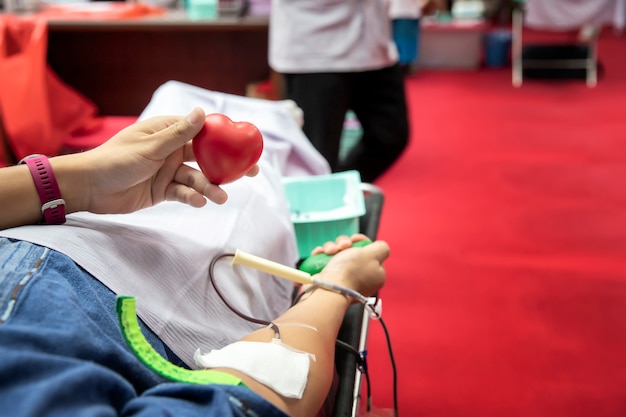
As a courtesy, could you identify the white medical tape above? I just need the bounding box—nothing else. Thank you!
[194,340,312,399]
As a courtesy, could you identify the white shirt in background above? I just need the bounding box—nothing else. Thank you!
[389,0,424,19]
[269,0,399,73]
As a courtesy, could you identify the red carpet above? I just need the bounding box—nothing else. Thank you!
[365,31,626,416]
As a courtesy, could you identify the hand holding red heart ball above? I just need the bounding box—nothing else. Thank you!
[192,113,264,185]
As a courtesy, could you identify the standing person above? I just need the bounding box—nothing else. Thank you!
[269,0,410,183]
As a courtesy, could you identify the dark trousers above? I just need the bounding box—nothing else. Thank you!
[283,64,410,183]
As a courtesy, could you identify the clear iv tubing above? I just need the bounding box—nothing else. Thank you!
[306,278,369,305]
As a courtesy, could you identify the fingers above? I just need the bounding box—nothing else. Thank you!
[245,164,260,178]
[350,233,370,243]
[164,182,228,206]
[311,233,390,265]
[165,183,208,207]
[321,235,353,254]
[168,163,228,206]
[315,236,389,298]
[153,107,206,158]
[363,240,390,264]
[182,142,196,162]
[311,233,371,255]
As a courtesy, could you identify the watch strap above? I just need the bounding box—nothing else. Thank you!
[21,155,66,224]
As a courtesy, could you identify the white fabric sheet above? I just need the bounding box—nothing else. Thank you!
[139,81,330,178]
[1,81,331,367]
[525,0,625,30]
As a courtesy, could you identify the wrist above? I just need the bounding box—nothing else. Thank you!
[304,286,353,308]
[49,154,92,216]
[0,154,89,230]
[19,155,68,224]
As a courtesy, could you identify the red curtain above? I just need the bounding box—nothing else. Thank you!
[0,15,101,166]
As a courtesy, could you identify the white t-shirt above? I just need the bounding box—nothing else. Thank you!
[269,0,399,73]
[389,0,424,19]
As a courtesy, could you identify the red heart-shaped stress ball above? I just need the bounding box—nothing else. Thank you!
[192,113,264,185]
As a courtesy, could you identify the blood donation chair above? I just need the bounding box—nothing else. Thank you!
[332,182,385,417]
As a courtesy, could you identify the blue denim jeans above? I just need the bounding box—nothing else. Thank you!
[0,238,288,417]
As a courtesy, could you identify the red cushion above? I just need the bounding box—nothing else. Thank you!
[62,116,137,153]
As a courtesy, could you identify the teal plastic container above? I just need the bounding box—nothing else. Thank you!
[187,0,219,20]
[282,170,366,259]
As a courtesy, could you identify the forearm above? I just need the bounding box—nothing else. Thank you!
[0,154,89,230]
[226,289,352,417]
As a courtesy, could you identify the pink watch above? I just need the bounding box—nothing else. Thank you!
[19,154,66,225]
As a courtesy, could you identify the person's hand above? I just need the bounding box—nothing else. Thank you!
[314,234,389,298]
[60,107,259,216]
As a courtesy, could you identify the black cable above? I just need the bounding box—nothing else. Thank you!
[358,348,372,412]
[208,252,271,327]
[362,352,373,412]
[335,339,373,412]
[362,300,399,417]
[377,315,399,417]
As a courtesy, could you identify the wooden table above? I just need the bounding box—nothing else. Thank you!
[46,12,271,115]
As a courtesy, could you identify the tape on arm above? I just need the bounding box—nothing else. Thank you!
[194,340,312,399]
